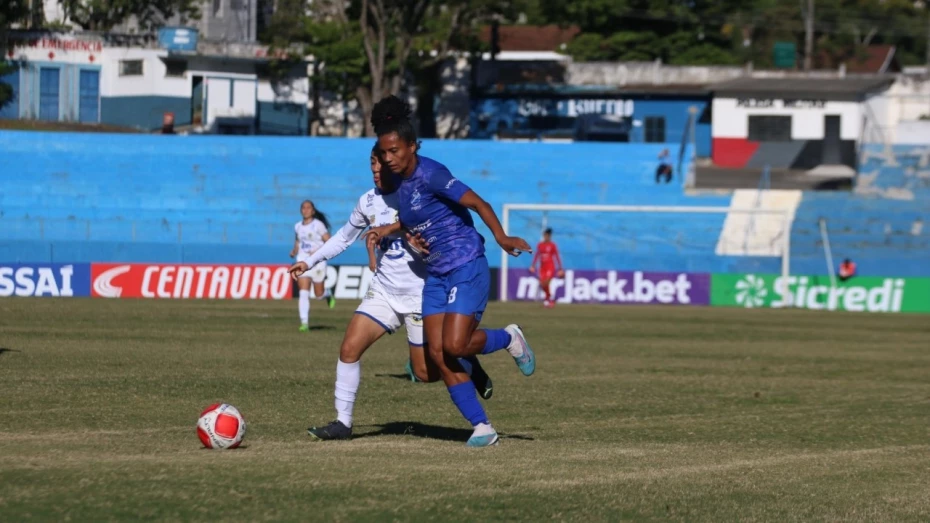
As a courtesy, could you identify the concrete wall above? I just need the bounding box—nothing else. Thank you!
[2,132,928,278]
[568,61,746,86]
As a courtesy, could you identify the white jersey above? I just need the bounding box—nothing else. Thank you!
[294,218,328,255]
[302,188,426,296]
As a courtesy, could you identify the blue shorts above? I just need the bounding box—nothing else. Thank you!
[422,256,489,321]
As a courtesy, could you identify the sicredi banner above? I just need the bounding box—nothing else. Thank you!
[711,273,930,313]
[0,263,91,297]
[507,269,711,305]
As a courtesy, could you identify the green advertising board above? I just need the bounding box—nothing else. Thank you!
[773,41,796,69]
[711,274,930,313]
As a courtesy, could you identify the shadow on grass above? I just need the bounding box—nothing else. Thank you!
[374,373,414,381]
[0,348,22,357]
[355,421,534,443]
[305,326,336,331]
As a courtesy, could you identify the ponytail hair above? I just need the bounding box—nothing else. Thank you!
[301,199,331,231]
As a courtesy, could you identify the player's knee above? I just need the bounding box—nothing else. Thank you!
[442,334,470,358]
[425,343,445,364]
[339,340,364,363]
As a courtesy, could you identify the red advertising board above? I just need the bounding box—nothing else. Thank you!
[91,263,292,299]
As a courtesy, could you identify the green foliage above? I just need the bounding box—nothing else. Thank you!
[530,0,929,67]
[1,0,30,110]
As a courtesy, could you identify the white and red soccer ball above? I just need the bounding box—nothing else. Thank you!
[197,403,246,449]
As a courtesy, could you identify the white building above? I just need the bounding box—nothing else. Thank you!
[708,76,896,172]
[1,31,308,134]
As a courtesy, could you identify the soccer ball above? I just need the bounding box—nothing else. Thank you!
[197,403,247,449]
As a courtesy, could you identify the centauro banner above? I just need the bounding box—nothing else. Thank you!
[711,273,930,313]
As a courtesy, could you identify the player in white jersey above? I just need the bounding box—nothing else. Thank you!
[290,200,337,331]
[288,147,493,441]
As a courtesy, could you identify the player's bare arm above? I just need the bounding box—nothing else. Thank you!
[364,222,402,250]
[289,236,299,258]
[457,190,531,257]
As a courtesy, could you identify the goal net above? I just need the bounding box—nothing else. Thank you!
[499,204,792,303]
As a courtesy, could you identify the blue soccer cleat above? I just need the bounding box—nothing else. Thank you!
[505,324,536,376]
[466,425,500,447]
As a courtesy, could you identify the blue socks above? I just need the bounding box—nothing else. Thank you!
[481,328,512,355]
[448,382,488,426]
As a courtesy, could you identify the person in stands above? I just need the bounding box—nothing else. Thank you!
[838,258,857,282]
[655,148,673,184]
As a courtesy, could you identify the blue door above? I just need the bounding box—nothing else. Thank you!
[0,66,19,119]
[39,68,60,121]
[78,70,100,123]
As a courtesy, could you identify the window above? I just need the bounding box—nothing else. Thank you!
[748,115,792,141]
[119,59,143,76]
[165,60,186,77]
[644,116,666,143]
[78,70,100,123]
[39,68,60,121]
[213,0,223,17]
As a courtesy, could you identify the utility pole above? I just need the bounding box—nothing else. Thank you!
[803,0,814,71]
[925,11,929,79]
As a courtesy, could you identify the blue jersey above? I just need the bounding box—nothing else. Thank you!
[397,155,485,276]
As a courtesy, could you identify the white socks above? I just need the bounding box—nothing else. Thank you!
[318,289,332,300]
[298,290,311,324]
[335,360,361,428]
[472,422,496,436]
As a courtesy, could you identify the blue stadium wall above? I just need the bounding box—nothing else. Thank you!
[1,132,928,278]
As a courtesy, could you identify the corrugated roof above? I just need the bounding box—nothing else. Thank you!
[476,83,709,97]
[711,76,894,100]
[478,25,580,52]
[816,45,899,74]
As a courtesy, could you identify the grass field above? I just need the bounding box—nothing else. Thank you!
[1,298,929,521]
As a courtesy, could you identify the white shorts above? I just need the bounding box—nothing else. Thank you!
[296,253,326,283]
[356,280,423,346]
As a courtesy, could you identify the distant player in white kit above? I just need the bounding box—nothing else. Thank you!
[289,147,493,440]
[290,200,336,331]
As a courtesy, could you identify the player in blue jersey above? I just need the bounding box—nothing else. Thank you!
[366,96,537,447]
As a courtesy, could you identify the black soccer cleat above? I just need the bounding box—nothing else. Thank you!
[470,359,494,400]
[308,420,352,441]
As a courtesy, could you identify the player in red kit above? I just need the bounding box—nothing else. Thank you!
[529,228,564,308]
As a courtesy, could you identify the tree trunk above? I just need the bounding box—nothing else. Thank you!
[415,62,441,139]
[803,0,814,71]
[357,86,374,137]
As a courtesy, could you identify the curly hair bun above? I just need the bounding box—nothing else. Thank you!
[371,95,412,134]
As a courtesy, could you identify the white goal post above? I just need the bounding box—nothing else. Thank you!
[499,204,794,302]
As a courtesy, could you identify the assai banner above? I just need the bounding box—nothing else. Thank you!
[0,263,91,297]
[711,273,930,313]
[507,269,710,306]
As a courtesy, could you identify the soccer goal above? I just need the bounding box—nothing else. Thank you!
[499,203,794,303]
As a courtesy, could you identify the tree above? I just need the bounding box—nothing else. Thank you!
[1,0,30,110]
[536,0,758,64]
[270,0,513,136]
[58,0,200,32]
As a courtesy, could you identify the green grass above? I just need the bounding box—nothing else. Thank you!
[1,299,929,521]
